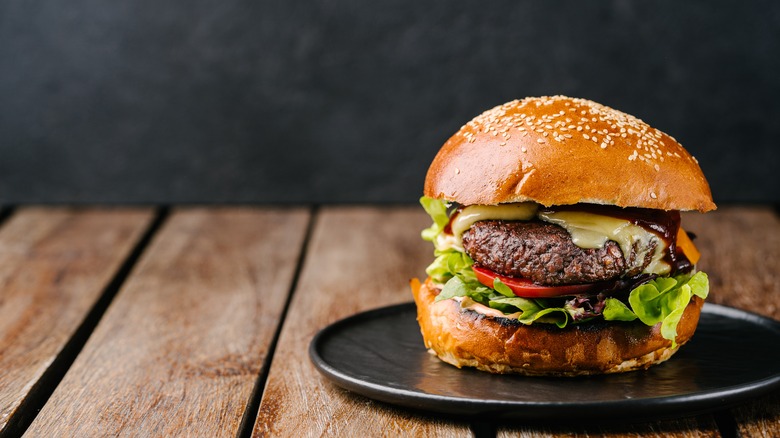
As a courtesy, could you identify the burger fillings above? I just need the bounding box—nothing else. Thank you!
[421,198,708,343]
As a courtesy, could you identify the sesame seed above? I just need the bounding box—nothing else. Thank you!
[456,96,687,171]
[521,147,527,152]
[654,164,660,171]
[650,191,657,199]
[455,168,460,174]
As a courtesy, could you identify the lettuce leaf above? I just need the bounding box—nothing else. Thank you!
[436,275,492,304]
[426,249,475,283]
[603,298,637,321]
[604,271,709,346]
[492,278,516,298]
[420,197,449,242]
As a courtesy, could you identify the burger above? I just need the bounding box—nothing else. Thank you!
[411,96,716,376]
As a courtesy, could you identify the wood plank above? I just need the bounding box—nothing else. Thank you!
[732,392,780,437]
[253,207,471,436]
[0,207,154,435]
[24,208,309,437]
[496,417,720,438]
[684,206,780,437]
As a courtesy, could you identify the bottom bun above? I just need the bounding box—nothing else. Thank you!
[411,277,703,376]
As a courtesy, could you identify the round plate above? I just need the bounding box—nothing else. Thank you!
[310,302,780,421]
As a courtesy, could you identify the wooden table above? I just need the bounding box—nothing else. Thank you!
[0,205,777,437]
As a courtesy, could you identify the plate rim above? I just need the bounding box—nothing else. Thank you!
[309,302,780,420]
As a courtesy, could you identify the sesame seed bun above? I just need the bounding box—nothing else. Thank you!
[424,96,716,212]
[411,278,704,376]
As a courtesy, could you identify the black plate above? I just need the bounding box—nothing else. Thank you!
[310,302,780,421]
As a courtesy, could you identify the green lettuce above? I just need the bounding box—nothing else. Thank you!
[420,196,449,242]
[419,196,709,343]
[604,271,709,347]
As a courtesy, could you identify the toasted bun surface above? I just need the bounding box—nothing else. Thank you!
[411,278,703,376]
[424,96,715,212]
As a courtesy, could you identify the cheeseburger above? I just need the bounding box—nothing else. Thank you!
[411,96,715,376]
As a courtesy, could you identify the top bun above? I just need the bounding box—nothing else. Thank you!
[424,96,716,212]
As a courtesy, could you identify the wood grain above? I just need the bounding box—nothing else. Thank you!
[0,207,154,434]
[253,207,471,436]
[24,208,309,437]
[496,417,720,438]
[732,392,780,437]
[684,206,780,437]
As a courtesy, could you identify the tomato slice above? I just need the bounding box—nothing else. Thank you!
[472,266,598,298]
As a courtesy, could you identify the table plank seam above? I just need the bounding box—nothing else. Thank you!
[470,421,497,437]
[3,207,169,438]
[236,205,319,438]
[713,408,739,438]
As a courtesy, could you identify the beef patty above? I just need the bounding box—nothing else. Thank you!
[461,220,656,286]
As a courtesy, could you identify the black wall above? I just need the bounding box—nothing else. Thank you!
[1,1,778,204]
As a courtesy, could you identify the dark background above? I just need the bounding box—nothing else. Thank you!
[1,1,778,204]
